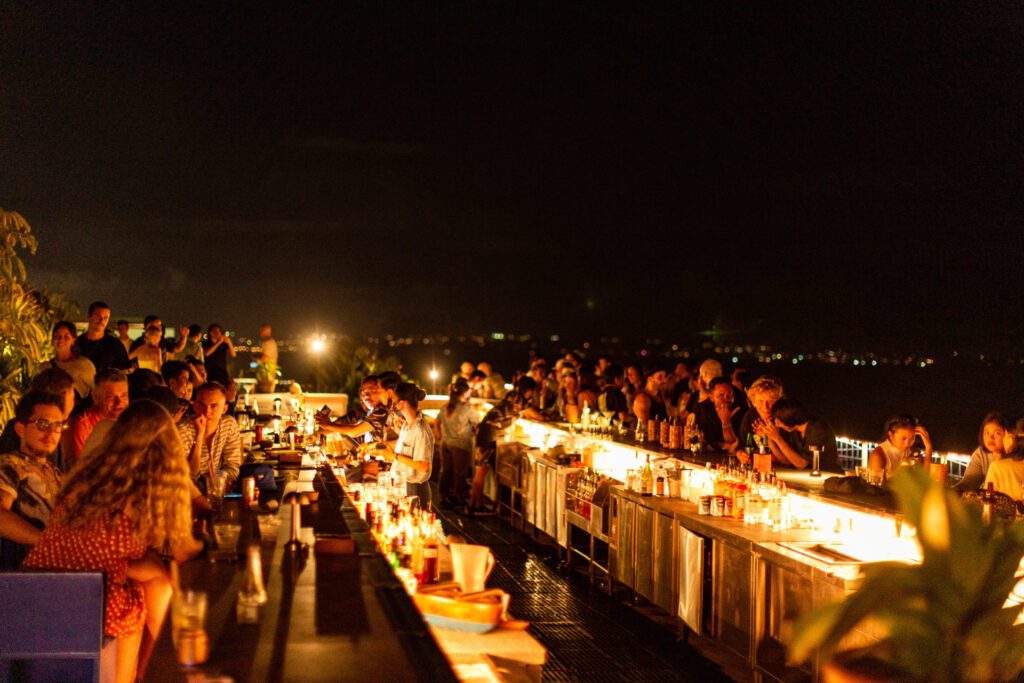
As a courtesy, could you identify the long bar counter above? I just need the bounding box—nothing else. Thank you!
[150,467,457,682]
[497,418,919,681]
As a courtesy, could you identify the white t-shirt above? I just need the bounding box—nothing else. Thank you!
[395,416,434,485]
[984,458,1024,501]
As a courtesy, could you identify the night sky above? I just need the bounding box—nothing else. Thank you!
[2,2,1023,353]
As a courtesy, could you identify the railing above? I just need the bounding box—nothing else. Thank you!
[836,436,971,482]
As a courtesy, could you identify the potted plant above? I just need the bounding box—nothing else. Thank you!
[789,468,1024,682]
[255,360,279,393]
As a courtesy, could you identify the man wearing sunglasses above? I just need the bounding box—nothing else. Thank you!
[0,392,67,569]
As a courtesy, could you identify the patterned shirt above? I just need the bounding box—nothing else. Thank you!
[0,451,62,529]
[178,416,242,481]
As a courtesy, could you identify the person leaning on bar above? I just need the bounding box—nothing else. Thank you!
[761,398,839,471]
[469,376,544,512]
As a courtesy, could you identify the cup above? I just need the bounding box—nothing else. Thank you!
[450,543,495,593]
[173,589,208,664]
[213,522,242,555]
[242,477,257,506]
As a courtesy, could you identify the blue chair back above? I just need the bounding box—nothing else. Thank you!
[0,572,105,683]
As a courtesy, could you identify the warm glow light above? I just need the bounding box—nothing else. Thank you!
[429,368,439,380]
[311,338,325,353]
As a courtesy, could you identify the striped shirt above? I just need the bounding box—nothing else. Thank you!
[178,416,242,481]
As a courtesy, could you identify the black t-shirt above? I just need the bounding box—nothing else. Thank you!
[203,340,231,373]
[476,392,526,448]
[696,399,743,449]
[598,386,629,416]
[796,418,840,473]
[74,333,131,371]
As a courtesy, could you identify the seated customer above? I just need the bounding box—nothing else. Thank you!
[178,381,242,487]
[63,368,130,467]
[695,377,742,452]
[598,364,631,424]
[735,375,788,465]
[867,414,933,475]
[0,392,67,569]
[23,400,202,683]
[956,412,1014,493]
[0,367,75,462]
[766,398,839,471]
[983,441,1024,501]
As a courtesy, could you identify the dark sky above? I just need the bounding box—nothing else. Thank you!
[2,2,1023,352]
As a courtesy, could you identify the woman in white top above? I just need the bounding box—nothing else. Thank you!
[956,412,1014,493]
[437,378,476,508]
[40,320,96,403]
[868,414,933,475]
[389,382,435,508]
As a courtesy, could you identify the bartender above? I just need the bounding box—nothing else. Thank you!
[316,375,390,480]
[384,382,434,506]
[468,376,545,512]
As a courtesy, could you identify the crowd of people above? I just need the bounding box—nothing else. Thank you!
[0,301,279,681]
[2,305,1023,680]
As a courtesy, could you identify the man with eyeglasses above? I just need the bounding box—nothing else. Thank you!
[0,392,67,569]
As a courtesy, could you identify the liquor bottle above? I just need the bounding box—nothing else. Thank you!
[733,476,747,520]
[648,417,660,443]
[756,438,771,474]
[640,455,653,496]
[581,401,591,431]
[421,537,440,585]
[669,417,682,450]
[655,471,666,497]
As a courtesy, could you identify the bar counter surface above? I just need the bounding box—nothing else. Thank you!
[150,470,457,683]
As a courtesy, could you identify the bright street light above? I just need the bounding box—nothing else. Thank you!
[311,338,325,353]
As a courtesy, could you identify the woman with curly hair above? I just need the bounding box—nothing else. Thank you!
[23,400,202,683]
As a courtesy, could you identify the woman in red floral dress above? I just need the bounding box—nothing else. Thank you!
[24,400,202,683]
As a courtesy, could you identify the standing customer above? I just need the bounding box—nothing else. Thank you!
[202,323,236,374]
[23,401,202,683]
[73,301,131,372]
[437,378,477,508]
[389,382,435,508]
[40,320,96,403]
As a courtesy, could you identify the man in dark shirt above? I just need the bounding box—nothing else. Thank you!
[598,364,630,424]
[696,377,743,452]
[470,377,545,511]
[203,323,236,373]
[768,398,839,472]
[73,301,131,372]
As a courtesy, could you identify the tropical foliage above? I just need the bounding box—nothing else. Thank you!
[0,209,78,422]
[318,339,402,398]
[789,468,1024,682]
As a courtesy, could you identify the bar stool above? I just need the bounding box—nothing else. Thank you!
[0,572,110,682]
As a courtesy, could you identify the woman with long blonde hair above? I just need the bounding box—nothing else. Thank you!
[23,400,202,683]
